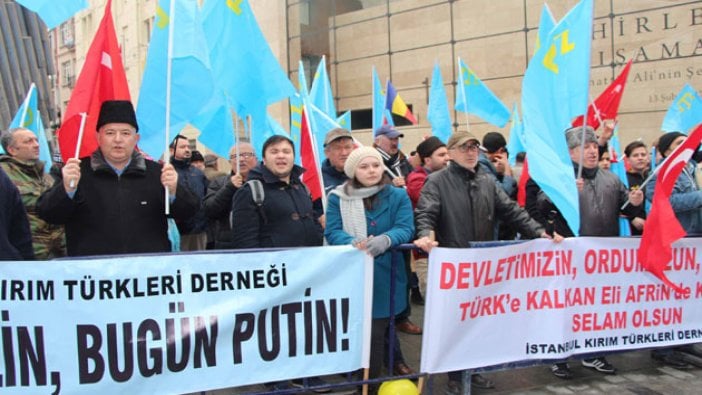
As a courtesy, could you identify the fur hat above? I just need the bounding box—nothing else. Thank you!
[657,131,686,157]
[344,146,383,179]
[564,126,597,150]
[416,136,446,160]
[96,100,138,132]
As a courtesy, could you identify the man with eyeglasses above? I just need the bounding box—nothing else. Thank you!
[414,131,555,393]
[203,142,258,249]
[37,100,198,256]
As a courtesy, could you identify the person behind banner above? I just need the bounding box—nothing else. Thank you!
[170,135,209,251]
[312,128,355,226]
[37,100,198,257]
[414,131,558,393]
[0,165,34,260]
[525,125,644,378]
[325,146,415,387]
[1,127,65,258]
[203,142,257,249]
[624,140,649,236]
[645,131,702,369]
[479,131,519,240]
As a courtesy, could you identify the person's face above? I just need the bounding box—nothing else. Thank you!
[355,156,383,187]
[664,136,686,157]
[375,135,400,155]
[172,138,191,161]
[424,146,450,172]
[449,140,480,171]
[97,123,139,168]
[229,143,257,177]
[325,137,354,171]
[486,147,507,163]
[598,152,611,170]
[192,161,205,171]
[7,129,39,162]
[263,141,294,179]
[628,146,649,172]
[569,142,599,169]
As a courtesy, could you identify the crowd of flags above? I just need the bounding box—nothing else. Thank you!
[8,0,702,292]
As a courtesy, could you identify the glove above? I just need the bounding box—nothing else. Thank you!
[366,235,392,257]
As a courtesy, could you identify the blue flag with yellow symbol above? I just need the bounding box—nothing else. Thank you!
[505,103,525,166]
[191,92,234,159]
[427,62,452,143]
[202,0,295,148]
[137,0,214,159]
[8,84,52,172]
[15,0,87,29]
[521,0,594,236]
[289,60,310,165]
[310,56,337,119]
[534,3,556,54]
[661,84,702,133]
[337,111,351,131]
[372,67,386,133]
[455,58,510,128]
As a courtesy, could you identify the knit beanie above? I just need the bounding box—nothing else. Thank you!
[657,131,686,157]
[344,146,383,179]
[416,136,446,160]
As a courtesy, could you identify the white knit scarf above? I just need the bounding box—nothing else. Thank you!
[330,183,384,239]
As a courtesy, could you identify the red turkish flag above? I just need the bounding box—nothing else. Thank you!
[299,109,323,201]
[572,59,632,130]
[638,124,702,293]
[57,0,130,162]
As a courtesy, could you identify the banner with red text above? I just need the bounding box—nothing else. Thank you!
[420,237,702,373]
[0,246,372,394]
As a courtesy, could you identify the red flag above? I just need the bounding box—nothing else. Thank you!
[57,0,130,162]
[517,157,529,207]
[572,59,632,130]
[638,124,702,294]
[299,109,323,201]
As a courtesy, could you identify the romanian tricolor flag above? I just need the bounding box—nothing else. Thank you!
[385,80,417,124]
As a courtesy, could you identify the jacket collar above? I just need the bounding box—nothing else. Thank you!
[0,155,45,175]
[249,162,306,185]
[90,149,146,176]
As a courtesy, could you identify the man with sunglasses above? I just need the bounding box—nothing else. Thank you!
[414,131,554,393]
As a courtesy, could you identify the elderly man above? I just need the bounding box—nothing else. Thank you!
[1,127,65,258]
[37,100,198,256]
[526,126,644,378]
[0,166,33,260]
[170,135,209,251]
[203,142,258,249]
[415,131,555,393]
[374,124,413,186]
[322,128,354,194]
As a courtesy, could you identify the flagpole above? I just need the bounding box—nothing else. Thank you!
[19,84,35,126]
[457,58,471,134]
[69,112,88,189]
[163,0,176,215]
[234,113,241,175]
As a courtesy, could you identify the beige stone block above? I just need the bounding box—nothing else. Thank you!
[453,0,524,40]
[389,3,451,52]
[336,55,389,98]
[390,44,453,87]
[455,32,527,78]
[335,18,389,61]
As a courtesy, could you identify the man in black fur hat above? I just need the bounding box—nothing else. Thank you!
[38,100,198,256]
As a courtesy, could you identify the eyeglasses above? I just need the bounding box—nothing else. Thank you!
[230,152,255,160]
[455,143,480,153]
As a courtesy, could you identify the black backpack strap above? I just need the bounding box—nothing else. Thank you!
[246,179,267,225]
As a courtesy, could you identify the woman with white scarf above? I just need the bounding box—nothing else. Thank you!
[325,146,415,382]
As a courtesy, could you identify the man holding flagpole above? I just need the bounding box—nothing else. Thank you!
[37,100,198,257]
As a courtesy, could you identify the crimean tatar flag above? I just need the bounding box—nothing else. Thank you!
[372,67,386,132]
[661,84,702,134]
[8,84,52,171]
[455,58,510,128]
[56,0,130,162]
[15,0,87,29]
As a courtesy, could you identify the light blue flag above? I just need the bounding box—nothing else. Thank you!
[427,62,452,143]
[534,3,556,54]
[191,93,234,159]
[607,126,631,236]
[661,84,702,133]
[384,109,395,127]
[505,103,525,166]
[202,0,296,146]
[337,111,352,130]
[8,84,52,172]
[310,56,337,119]
[521,0,594,236]
[137,0,215,159]
[306,101,342,153]
[290,61,309,165]
[15,0,87,29]
[372,67,386,133]
[455,58,511,127]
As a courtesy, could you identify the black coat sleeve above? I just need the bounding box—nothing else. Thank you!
[230,184,261,248]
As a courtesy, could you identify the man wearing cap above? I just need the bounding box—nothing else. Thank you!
[203,142,257,249]
[414,131,555,393]
[480,131,518,239]
[1,127,65,258]
[37,100,198,257]
[374,124,413,187]
[170,135,209,251]
[203,154,225,181]
[322,128,354,194]
[190,150,206,172]
[525,126,643,378]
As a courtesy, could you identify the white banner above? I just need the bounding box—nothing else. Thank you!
[420,237,702,373]
[0,246,373,394]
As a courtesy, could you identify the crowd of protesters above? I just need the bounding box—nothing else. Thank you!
[2,99,702,393]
